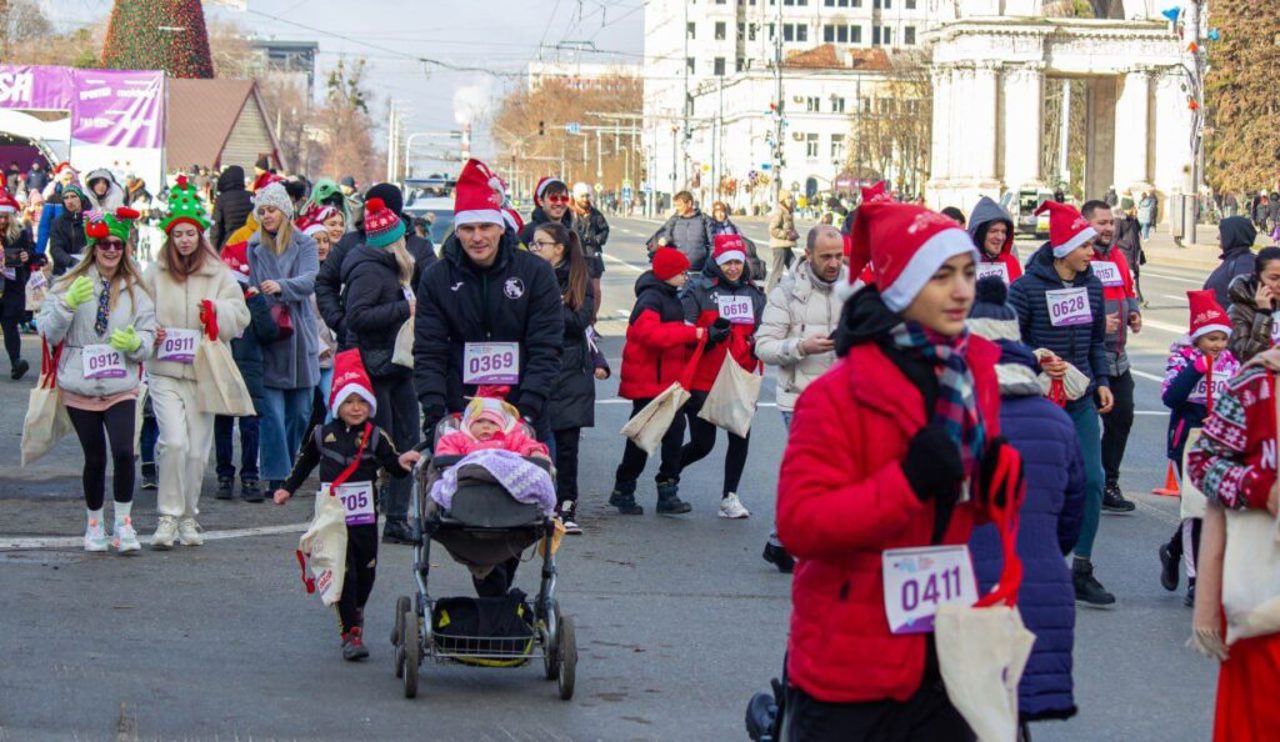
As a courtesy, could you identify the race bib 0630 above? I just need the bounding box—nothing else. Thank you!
[321,481,376,526]
[881,545,978,635]
[716,295,754,325]
[1046,287,1092,327]
[1091,261,1123,288]
[156,328,200,364]
[83,344,127,379]
[463,342,520,385]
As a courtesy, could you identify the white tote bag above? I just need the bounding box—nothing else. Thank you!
[1180,428,1208,520]
[21,341,73,466]
[194,336,255,416]
[621,338,706,454]
[1221,509,1280,644]
[392,318,415,368]
[697,354,762,438]
[936,446,1035,742]
[296,492,349,606]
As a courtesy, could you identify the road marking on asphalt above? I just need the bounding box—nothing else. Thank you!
[1143,270,1204,285]
[1142,318,1189,335]
[1161,294,1189,304]
[603,253,646,273]
[1132,369,1165,383]
[0,522,308,551]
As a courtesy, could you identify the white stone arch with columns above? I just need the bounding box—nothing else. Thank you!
[925,16,1190,218]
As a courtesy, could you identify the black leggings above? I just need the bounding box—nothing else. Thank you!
[680,391,750,496]
[67,401,137,510]
[554,427,581,504]
[614,398,685,485]
[337,524,378,633]
[2,315,20,365]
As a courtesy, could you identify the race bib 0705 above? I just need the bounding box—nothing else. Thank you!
[976,262,1009,284]
[1046,287,1092,327]
[83,344,127,379]
[1091,261,1123,288]
[156,328,200,364]
[881,545,979,635]
[463,342,520,385]
[716,295,754,325]
[321,481,376,526]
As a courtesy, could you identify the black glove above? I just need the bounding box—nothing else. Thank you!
[901,423,964,505]
[517,396,544,427]
[706,318,732,346]
[421,403,446,440]
[978,436,1024,509]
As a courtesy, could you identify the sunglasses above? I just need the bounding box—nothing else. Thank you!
[545,194,571,205]
[97,240,125,253]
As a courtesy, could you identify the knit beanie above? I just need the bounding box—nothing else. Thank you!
[254,181,294,219]
[652,247,691,281]
[966,276,1021,342]
[161,174,211,234]
[61,184,86,205]
[363,197,405,248]
[84,207,140,243]
[712,234,747,265]
[462,395,519,434]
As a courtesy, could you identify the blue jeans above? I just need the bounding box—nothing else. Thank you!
[214,414,259,482]
[1066,396,1105,559]
[259,387,313,482]
[139,414,158,468]
[318,366,334,424]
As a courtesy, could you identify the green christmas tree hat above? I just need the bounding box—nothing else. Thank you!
[161,174,211,234]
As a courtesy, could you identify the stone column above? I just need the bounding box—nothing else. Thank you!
[1001,63,1044,191]
[1112,70,1152,194]
[1153,70,1194,228]
[1085,77,1117,201]
[966,64,1001,188]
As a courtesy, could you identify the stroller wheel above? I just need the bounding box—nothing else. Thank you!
[558,615,577,701]
[543,601,562,680]
[403,609,420,699]
[394,645,406,679]
[392,596,410,646]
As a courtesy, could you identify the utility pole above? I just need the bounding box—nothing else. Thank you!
[596,129,604,183]
[385,102,398,183]
[1186,0,1205,244]
[771,0,784,205]
[682,0,691,192]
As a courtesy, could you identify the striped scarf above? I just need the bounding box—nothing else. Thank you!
[888,320,985,483]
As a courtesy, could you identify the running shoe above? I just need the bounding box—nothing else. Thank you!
[177,517,204,546]
[342,627,370,661]
[151,516,178,550]
[719,492,751,519]
[558,501,582,535]
[84,517,108,552]
[112,517,141,554]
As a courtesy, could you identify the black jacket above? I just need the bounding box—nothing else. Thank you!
[281,420,408,496]
[548,261,596,431]
[573,205,609,278]
[210,166,254,249]
[2,227,33,315]
[1008,244,1110,392]
[341,244,413,381]
[1204,216,1258,309]
[49,209,86,276]
[230,291,282,410]
[413,232,563,420]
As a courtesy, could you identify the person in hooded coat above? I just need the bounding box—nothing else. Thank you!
[967,277,1085,733]
[210,165,254,250]
[1204,216,1259,310]
[1226,247,1280,363]
[83,168,125,213]
[968,196,1021,282]
[48,184,88,276]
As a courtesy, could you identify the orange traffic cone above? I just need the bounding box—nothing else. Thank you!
[1152,460,1180,497]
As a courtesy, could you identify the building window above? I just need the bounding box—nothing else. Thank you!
[715,21,726,40]
[687,22,696,40]
[783,23,794,41]
[736,56,747,72]
[861,96,871,113]
[805,133,820,158]
[805,96,820,112]
[873,0,891,6]
[687,57,696,73]
[738,22,745,39]
[797,23,808,41]
[831,134,846,161]
[831,95,846,113]
[714,57,726,75]
[749,23,758,40]
[783,0,808,4]
[872,26,880,45]
[906,0,916,6]
[826,0,853,5]
[823,25,834,42]
[768,23,775,40]
[883,26,892,44]
[904,26,916,44]
[851,25,862,43]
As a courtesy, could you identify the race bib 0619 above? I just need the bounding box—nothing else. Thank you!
[716,295,754,325]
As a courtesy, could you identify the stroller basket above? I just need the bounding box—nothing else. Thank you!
[431,633,537,667]
[431,593,539,667]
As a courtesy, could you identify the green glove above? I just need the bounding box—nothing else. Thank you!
[109,326,142,353]
[64,275,95,310]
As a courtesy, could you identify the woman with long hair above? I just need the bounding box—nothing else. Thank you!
[529,220,596,533]
[297,207,338,435]
[1,188,34,379]
[339,197,421,544]
[144,177,249,548]
[249,181,321,495]
[41,207,155,552]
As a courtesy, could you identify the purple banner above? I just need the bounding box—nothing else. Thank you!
[0,65,164,149]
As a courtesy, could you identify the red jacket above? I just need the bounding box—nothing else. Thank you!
[618,272,700,400]
[1188,364,1278,511]
[1089,245,1139,363]
[979,250,1023,282]
[681,270,765,392]
[777,336,1002,703]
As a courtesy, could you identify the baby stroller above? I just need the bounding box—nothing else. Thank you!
[390,415,577,701]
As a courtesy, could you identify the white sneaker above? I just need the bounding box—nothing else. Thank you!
[84,518,108,552]
[151,516,178,550]
[178,517,204,547]
[718,493,751,519]
[112,518,141,554]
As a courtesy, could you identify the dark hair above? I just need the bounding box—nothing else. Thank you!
[940,206,965,226]
[1256,246,1280,276]
[1080,199,1113,219]
[534,221,588,312]
[674,190,693,204]
[543,180,569,197]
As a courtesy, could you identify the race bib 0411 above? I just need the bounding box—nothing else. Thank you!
[881,545,978,635]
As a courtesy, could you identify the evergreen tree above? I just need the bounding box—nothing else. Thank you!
[1205,0,1280,193]
[100,0,214,79]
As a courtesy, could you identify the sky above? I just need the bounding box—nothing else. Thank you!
[47,0,646,168]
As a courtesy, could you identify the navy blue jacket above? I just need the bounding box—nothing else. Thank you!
[1008,243,1110,391]
[970,343,1085,721]
[230,292,282,412]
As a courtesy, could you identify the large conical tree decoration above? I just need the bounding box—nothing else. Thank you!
[100,0,215,78]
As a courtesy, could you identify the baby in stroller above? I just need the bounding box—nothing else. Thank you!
[434,395,550,460]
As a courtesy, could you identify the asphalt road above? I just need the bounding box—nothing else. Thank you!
[0,217,1221,740]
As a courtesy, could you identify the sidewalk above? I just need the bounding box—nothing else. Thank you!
[1140,226,1225,274]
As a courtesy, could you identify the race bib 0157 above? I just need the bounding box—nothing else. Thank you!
[976,262,1009,284]
[1091,261,1123,288]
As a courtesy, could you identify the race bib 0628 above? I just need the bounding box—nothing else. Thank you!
[881,545,978,635]
[321,481,376,526]
[83,344,127,380]
[156,328,200,364]
[716,295,754,325]
[463,342,520,385]
[1091,261,1123,288]
[1046,287,1092,327]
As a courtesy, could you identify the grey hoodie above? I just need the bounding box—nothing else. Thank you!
[83,168,125,213]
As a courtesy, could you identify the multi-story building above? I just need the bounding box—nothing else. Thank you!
[642,0,940,210]
[525,60,642,93]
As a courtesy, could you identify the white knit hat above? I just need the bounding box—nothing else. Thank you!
[254,181,294,219]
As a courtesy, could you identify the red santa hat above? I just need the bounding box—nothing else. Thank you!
[0,188,19,214]
[533,176,567,209]
[453,158,508,228]
[861,181,892,205]
[712,233,747,266]
[329,349,378,416]
[220,240,252,285]
[1035,201,1097,258]
[847,202,977,312]
[1187,289,1231,341]
[294,205,336,239]
[252,170,284,193]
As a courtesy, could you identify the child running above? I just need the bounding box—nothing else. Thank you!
[273,350,421,660]
[434,393,550,460]
[1159,290,1239,606]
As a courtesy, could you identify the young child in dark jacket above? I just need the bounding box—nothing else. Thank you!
[1159,290,1239,606]
[609,247,708,515]
[274,350,421,660]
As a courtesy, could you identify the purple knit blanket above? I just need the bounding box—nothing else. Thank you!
[429,449,557,516]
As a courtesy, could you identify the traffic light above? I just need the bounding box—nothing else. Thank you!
[538,120,545,136]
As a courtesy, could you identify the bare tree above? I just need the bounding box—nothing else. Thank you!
[847,52,932,197]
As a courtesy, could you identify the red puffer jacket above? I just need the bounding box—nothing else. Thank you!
[681,267,766,392]
[777,336,1002,704]
[618,272,701,400]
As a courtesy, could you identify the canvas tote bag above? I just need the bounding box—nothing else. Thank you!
[392,318,415,368]
[193,300,255,416]
[295,423,371,606]
[621,337,707,455]
[20,340,72,466]
[697,351,763,438]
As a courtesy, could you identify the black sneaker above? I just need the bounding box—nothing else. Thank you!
[240,479,264,503]
[10,358,28,381]
[1102,482,1136,513]
[1185,579,1197,608]
[608,481,644,515]
[1073,558,1116,607]
[215,478,234,500]
[762,541,795,574]
[558,501,582,535]
[382,518,419,545]
[655,480,692,515]
[1159,542,1180,592]
[140,468,158,490]
[341,627,369,661]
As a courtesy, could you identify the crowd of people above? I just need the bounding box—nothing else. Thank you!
[5,151,1278,739]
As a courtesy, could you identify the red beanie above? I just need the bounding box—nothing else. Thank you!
[848,202,976,312]
[652,247,691,281]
